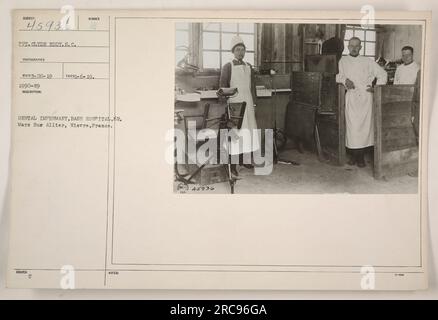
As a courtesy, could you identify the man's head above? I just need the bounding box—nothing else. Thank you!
[401,46,414,65]
[348,37,362,57]
[230,35,246,60]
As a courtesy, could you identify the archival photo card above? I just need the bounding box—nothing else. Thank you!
[6,9,430,290]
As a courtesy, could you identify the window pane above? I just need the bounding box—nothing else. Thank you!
[203,22,220,31]
[203,32,220,50]
[366,30,376,41]
[221,51,234,65]
[240,34,254,51]
[222,23,238,32]
[176,50,187,65]
[343,41,349,55]
[203,51,220,69]
[175,22,189,30]
[222,33,237,51]
[239,23,255,33]
[202,22,255,69]
[355,29,365,40]
[365,42,376,56]
[245,52,254,65]
[175,31,189,48]
[345,29,354,40]
[359,45,364,56]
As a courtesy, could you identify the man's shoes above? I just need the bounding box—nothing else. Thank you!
[357,160,366,168]
[347,149,357,166]
[356,150,366,168]
[356,155,366,168]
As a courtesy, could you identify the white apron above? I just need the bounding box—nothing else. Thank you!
[337,55,387,149]
[227,62,260,155]
[345,88,374,148]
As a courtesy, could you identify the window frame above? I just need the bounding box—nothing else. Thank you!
[342,24,377,59]
[201,23,256,70]
[175,23,190,65]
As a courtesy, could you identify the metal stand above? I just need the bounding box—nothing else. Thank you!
[219,94,243,194]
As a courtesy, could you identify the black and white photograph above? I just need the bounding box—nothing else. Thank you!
[2,6,434,294]
[174,22,423,194]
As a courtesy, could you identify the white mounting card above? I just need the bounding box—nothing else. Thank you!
[7,9,430,289]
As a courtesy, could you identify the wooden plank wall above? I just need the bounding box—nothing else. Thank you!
[374,85,418,179]
[259,23,338,73]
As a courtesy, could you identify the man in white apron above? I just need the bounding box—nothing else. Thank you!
[219,35,259,176]
[393,45,421,148]
[393,46,420,85]
[336,37,387,167]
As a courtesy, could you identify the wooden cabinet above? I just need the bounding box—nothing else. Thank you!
[286,71,346,165]
[286,72,320,150]
[305,54,338,73]
[254,74,291,131]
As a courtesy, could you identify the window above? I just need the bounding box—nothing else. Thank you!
[175,22,190,65]
[202,23,255,69]
[342,25,377,59]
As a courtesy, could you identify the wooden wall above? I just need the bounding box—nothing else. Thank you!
[376,25,423,64]
[258,23,339,73]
